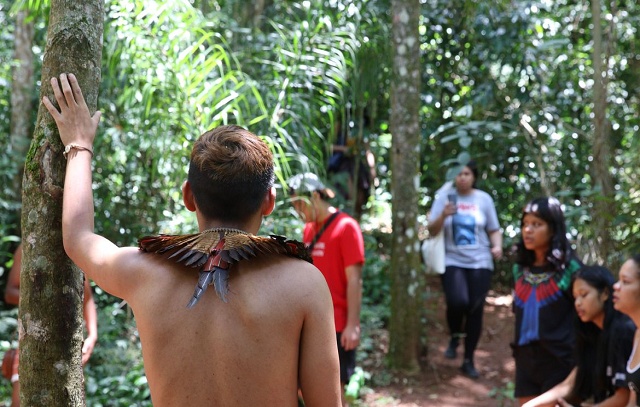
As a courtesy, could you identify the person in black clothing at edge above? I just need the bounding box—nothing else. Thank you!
[612,254,640,406]
[523,265,634,406]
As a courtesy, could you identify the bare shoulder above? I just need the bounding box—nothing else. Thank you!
[289,258,332,306]
[75,243,166,302]
[281,256,328,283]
[266,256,328,290]
[233,255,332,311]
[276,256,329,292]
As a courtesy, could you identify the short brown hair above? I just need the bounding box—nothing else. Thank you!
[188,125,274,222]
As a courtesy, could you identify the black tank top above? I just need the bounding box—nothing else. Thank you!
[626,345,640,406]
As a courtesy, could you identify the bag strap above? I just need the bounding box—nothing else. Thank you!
[308,211,341,252]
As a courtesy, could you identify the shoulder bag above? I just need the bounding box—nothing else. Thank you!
[421,230,445,275]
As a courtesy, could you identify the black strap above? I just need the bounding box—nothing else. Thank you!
[308,211,341,252]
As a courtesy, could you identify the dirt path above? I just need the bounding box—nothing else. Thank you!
[359,277,517,407]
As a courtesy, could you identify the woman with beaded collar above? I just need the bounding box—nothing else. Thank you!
[511,197,583,406]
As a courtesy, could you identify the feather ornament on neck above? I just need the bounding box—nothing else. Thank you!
[138,228,311,308]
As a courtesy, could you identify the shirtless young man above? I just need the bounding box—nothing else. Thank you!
[43,73,341,407]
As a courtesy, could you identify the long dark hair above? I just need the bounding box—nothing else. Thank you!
[568,265,617,403]
[631,254,640,276]
[516,196,573,270]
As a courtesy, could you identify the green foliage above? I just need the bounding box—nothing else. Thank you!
[86,361,151,407]
[0,2,21,264]
[10,0,49,13]
[0,309,18,403]
[89,0,391,243]
[358,231,391,382]
[233,0,389,179]
[488,380,515,406]
[361,232,391,316]
[0,0,639,403]
[96,0,243,243]
[419,0,640,282]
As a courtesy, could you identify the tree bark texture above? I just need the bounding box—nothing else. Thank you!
[20,1,103,406]
[590,0,615,262]
[388,0,422,373]
[10,10,35,203]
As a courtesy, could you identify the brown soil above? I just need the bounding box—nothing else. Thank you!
[359,275,517,407]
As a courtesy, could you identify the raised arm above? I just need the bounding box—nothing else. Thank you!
[42,73,142,298]
[42,73,100,247]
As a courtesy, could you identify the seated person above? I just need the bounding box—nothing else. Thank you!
[523,265,634,407]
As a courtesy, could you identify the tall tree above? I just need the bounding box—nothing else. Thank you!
[19,1,103,405]
[10,9,35,203]
[387,0,422,372]
[590,0,615,262]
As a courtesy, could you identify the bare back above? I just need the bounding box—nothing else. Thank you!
[122,251,340,407]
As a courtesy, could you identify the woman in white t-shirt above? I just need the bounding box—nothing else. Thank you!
[427,160,503,379]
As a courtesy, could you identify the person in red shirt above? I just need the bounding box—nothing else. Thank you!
[289,173,365,406]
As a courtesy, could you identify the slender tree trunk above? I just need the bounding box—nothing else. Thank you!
[388,0,422,373]
[590,0,614,262]
[233,0,271,28]
[19,1,103,406]
[10,10,35,201]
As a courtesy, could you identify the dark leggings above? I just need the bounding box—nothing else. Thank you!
[440,266,492,360]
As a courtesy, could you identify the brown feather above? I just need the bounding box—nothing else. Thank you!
[138,228,312,307]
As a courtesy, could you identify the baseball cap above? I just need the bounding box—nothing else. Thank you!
[287,173,335,199]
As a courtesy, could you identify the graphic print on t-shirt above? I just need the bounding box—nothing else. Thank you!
[451,202,478,246]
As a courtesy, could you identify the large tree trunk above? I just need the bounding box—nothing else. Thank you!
[387,0,422,373]
[590,0,615,263]
[10,10,35,202]
[19,1,103,406]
